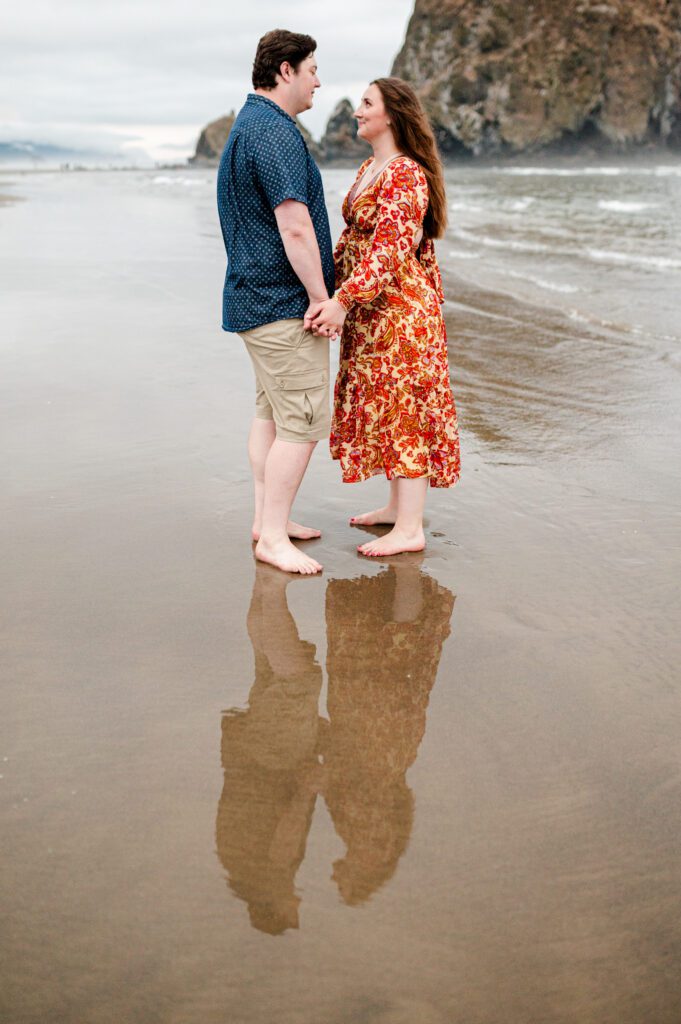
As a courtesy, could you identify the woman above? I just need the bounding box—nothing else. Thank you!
[306,77,460,557]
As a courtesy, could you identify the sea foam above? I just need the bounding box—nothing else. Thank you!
[152,175,207,187]
[598,200,654,213]
[498,164,681,178]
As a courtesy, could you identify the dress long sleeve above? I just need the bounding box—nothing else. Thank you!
[335,162,428,311]
[333,225,352,289]
[418,238,445,304]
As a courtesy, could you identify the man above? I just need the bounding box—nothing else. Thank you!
[217,30,335,575]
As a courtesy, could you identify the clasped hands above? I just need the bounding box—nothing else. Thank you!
[304,297,347,341]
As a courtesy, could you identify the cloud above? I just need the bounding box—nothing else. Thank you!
[1,0,414,155]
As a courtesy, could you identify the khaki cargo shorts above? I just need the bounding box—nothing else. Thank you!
[239,318,330,443]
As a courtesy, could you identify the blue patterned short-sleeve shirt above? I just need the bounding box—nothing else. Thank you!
[217,93,335,333]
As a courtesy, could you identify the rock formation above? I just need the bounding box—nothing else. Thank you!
[190,113,235,163]
[318,99,370,162]
[295,120,324,162]
[189,110,324,164]
[392,0,681,156]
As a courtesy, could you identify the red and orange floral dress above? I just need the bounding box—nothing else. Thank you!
[330,156,460,488]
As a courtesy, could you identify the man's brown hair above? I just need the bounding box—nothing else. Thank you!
[252,30,317,90]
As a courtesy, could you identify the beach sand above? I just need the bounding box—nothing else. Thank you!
[1,166,681,1024]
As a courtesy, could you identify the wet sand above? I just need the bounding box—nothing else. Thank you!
[2,168,681,1024]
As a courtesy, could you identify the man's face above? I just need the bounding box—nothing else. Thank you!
[289,53,320,114]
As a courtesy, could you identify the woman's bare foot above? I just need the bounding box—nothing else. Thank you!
[255,536,323,574]
[349,506,397,527]
[357,527,425,558]
[252,520,321,542]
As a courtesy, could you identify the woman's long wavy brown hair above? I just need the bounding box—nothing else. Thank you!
[372,77,447,239]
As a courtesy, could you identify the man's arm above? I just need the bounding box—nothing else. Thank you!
[274,200,328,305]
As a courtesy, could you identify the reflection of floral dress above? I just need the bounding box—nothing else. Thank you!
[331,156,461,488]
[323,569,455,904]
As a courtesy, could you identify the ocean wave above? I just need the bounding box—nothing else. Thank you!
[448,248,481,259]
[450,200,484,212]
[498,164,681,178]
[598,200,655,212]
[586,248,681,270]
[152,175,207,187]
[653,165,681,177]
[452,227,681,271]
[500,166,621,177]
[509,197,536,211]
[452,227,552,253]
[505,269,579,293]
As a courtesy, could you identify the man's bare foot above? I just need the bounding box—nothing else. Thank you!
[255,536,323,574]
[358,527,425,558]
[349,506,397,527]
[252,520,321,542]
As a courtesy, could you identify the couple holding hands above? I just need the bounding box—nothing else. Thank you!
[217,29,460,574]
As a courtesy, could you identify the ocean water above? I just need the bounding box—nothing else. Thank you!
[440,162,681,338]
[2,162,681,1024]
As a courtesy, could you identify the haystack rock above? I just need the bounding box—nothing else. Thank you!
[319,99,370,162]
[392,0,681,156]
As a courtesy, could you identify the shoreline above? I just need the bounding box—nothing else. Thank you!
[3,147,681,175]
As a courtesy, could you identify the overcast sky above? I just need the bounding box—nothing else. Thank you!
[1,0,414,162]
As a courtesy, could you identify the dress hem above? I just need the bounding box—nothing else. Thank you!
[330,452,460,489]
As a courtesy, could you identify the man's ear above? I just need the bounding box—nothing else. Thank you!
[278,60,294,84]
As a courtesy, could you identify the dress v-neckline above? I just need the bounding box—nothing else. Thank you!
[348,154,405,208]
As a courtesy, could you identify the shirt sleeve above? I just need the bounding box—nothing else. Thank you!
[249,125,309,210]
[335,161,428,310]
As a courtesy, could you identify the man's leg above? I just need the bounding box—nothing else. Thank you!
[240,319,328,572]
[255,439,322,574]
[249,418,323,544]
[249,417,276,540]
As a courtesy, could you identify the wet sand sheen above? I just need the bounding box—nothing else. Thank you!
[1,168,681,1024]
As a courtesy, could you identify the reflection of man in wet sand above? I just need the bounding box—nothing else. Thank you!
[323,562,455,904]
[216,564,323,934]
[217,558,454,931]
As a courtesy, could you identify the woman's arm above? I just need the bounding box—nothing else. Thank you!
[335,162,428,311]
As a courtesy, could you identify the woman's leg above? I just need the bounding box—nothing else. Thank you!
[349,477,399,526]
[357,477,427,557]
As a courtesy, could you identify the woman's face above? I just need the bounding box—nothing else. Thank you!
[354,84,391,144]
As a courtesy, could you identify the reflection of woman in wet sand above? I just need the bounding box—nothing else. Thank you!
[215,564,323,935]
[323,561,454,904]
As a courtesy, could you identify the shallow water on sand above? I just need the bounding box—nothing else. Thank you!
[1,165,681,1024]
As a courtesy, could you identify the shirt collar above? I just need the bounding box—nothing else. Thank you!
[246,93,297,126]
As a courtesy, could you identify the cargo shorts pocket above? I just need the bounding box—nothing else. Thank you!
[275,369,329,429]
